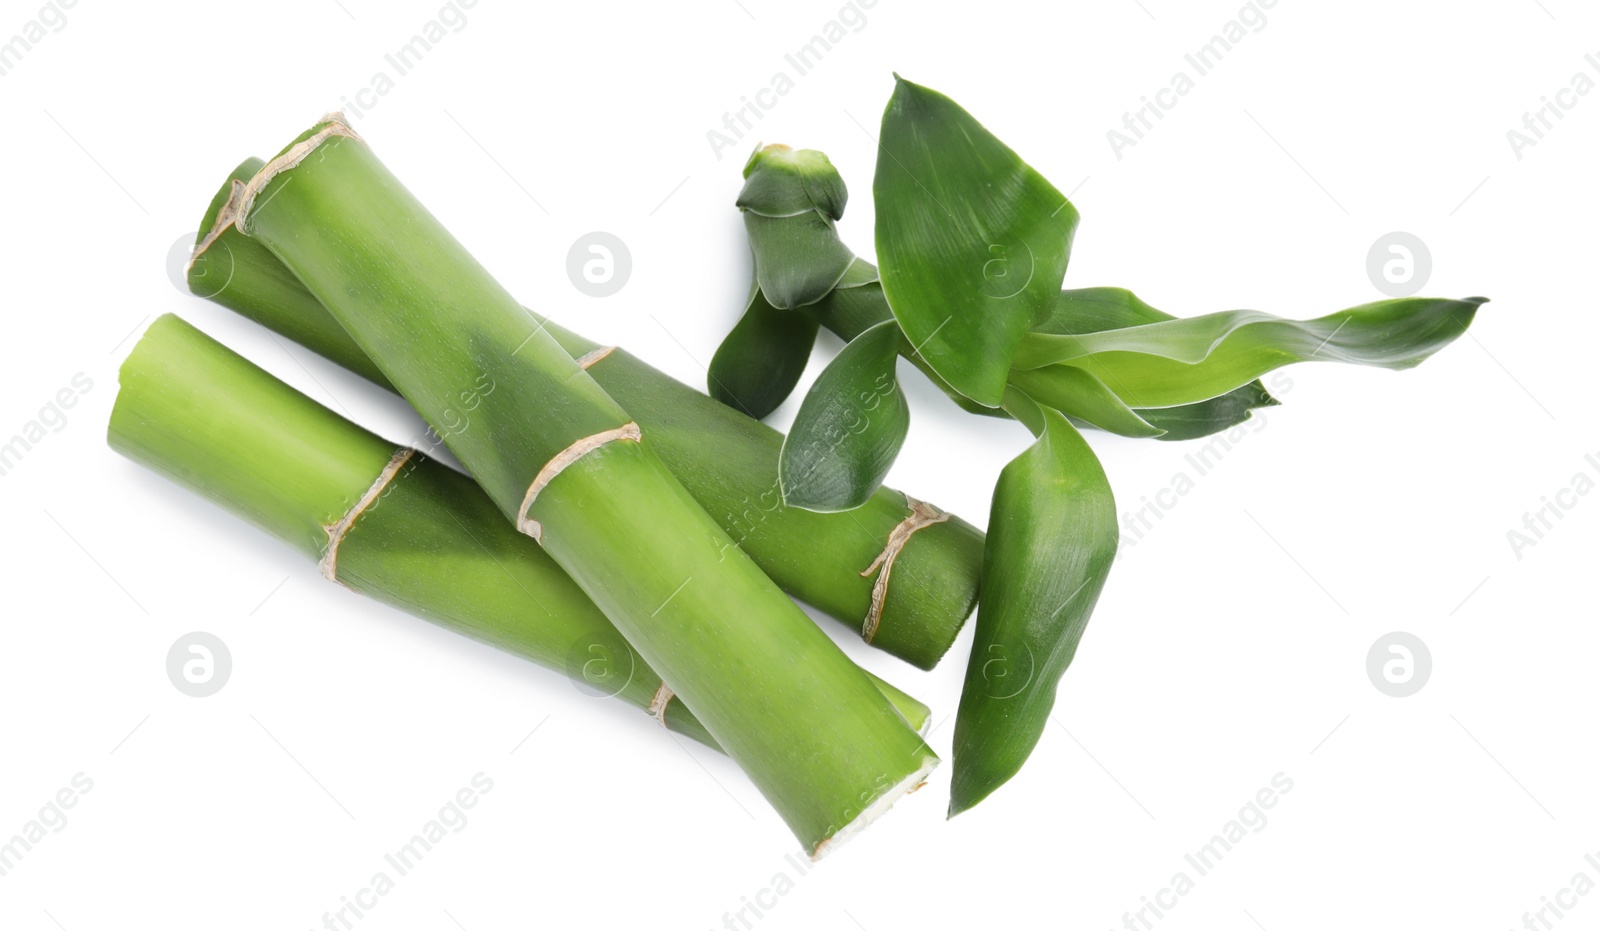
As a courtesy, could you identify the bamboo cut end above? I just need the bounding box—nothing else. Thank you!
[233,115,366,235]
[187,179,248,277]
[810,755,939,862]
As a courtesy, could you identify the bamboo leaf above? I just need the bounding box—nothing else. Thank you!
[738,144,847,219]
[1138,381,1280,441]
[1015,296,1487,409]
[1008,365,1165,439]
[951,406,1117,816]
[1014,364,1279,442]
[1036,286,1172,335]
[874,76,1078,408]
[780,321,909,512]
[708,280,820,419]
[740,146,856,309]
[1033,287,1279,438]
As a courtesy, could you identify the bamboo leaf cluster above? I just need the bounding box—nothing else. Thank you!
[710,75,1483,814]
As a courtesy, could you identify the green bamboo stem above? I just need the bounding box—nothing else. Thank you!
[189,158,980,671]
[226,117,936,855]
[109,315,931,748]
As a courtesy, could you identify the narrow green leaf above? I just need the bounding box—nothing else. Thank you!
[1015,296,1487,409]
[1036,286,1173,335]
[708,279,820,419]
[951,409,1117,816]
[1017,369,1276,442]
[780,321,910,512]
[874,76,1078,408]
[740,146,856,309]
[829,255,882,292]
[999,385,1047,436]
[1034,287,1278,438]
[1138,381,1280,441]
[1008,366,1165,439]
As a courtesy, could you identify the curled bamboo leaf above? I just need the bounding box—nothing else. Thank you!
[1137,381,1280,441]
[708,279,819,419]
[1015,296,1487,408]
[1036,287,1280,437]
[1010,355,1279,441]
[780,321,909,512]
[740,146,855,309]
[874,76,1078,407]
[1036,286,1172,334]
[951,401,1117,816]
[1008,365,1165,439]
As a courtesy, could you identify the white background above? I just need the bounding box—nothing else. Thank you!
[1,1,1595,928]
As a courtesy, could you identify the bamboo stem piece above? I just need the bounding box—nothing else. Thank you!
[188,158,980,670]
[108,315,932,748]
[227,117,936,855]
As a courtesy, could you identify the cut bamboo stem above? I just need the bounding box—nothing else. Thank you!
[108,315,932,747]
[189,158,981,671]
[227,117,936,855]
